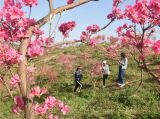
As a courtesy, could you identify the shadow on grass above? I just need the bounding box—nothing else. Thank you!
[51,83,93,93]
[145,77,158,83]
[82,84,92,89]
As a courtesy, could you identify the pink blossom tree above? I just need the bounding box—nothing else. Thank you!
[107,0,160,84]
[0,0,100,119]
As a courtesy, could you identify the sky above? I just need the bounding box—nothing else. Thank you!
[29,0,134,42]
[3,0,159,43]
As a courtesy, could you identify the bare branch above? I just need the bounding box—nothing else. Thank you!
[94,19,115,34]
[36,0,99,27]
[48,0,53,12]
[3,79,13,99]
[50,14,62,38]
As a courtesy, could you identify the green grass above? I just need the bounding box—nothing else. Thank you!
[0,44,160,119]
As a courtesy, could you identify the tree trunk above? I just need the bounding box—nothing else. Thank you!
[18,29,35,119]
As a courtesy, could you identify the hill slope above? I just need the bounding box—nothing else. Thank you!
[0,44,160,119]
[35,44,160,119]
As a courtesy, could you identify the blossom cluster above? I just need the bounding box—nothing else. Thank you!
[107,0,122,19]
[12,95,69,118]
[12,88,69,118]
[10,74,20,88]
[0,0,36,42]
[28,27,53,57]
[116,23,160,60]
[27,38,45,57]
[0,44,22,66]
[12,96,25,114]
[59,21,76,38]
[30,86,48,98]
[153,40,160,55]
[67,0,74,4]
[80,24,100,46]
[22,0,38,6]
[34,96,69,116]
[0,0,54,60]
[86,24,100,33]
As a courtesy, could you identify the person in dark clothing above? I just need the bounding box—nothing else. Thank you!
[74,66,83,92]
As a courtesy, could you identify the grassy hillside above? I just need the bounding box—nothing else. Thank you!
[0,44,160,119]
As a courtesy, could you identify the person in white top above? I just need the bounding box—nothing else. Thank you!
[102,60,110,88]
[118,52,128,87]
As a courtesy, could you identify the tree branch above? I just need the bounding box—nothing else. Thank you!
[35,0,99,27]
[94,18,115,34]
[48,0,53,12]
[3,79,13,99]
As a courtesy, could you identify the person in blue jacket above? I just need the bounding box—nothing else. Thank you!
[74,66,83,92]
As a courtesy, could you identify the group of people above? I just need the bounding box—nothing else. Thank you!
[74,52,128,93]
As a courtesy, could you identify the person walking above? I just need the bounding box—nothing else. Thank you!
[118,52,128,87]
[102,60,110,88]
[74,66,83,92]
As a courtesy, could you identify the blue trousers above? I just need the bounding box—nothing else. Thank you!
[118,66,125,84]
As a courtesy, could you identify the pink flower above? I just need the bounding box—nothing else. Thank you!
[143,39,153,47]
[107,13,114,19]
[12,105,19,114]
[30,86,47,98]
[27,66,36,73]
[123,23,128,28]
[57,100,64,108]
[90,39,96,47]
[153,40,160,55]
[61,105,70,115]
[1,46,21,65]
[10,74,20,88]
[32,26,44,37]
[59,21,76,37]
[27,39,44,57]
[56,100,70,115]
[34,103,47,115]
[80,31,88,42]
[22,0,38,6]
[113,7,123,19]
[14,96,25,109]
[45,96,57,109]
[10,6,24,20]
[67,0,74,4]
[139,55,145,61]
[86,24,100,33]
[53,115,58,119]
[117,26,122,33]
[121,37,128,44]
[45,38,54,47]
[4,0,15,6]
[48,114,58,119]
[48,114,53,119]
[113,0,122,6]
[125,30,134,38]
